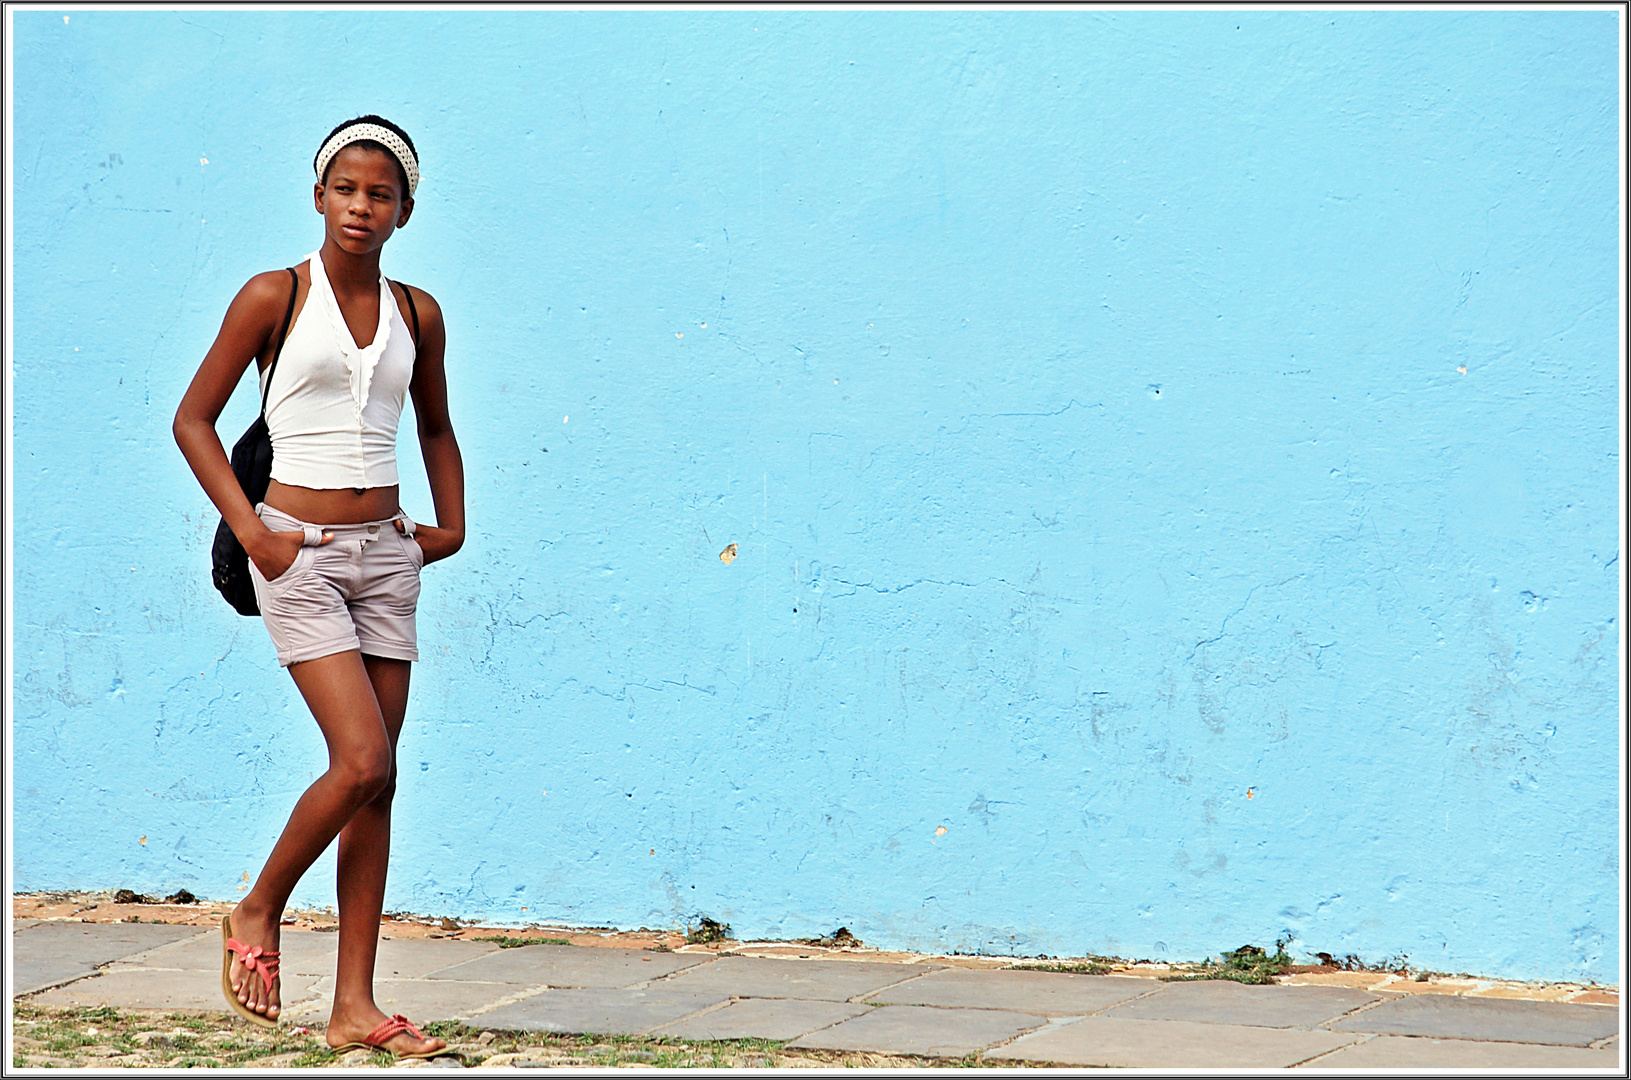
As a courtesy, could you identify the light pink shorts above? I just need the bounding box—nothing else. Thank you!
[250,503,422,667]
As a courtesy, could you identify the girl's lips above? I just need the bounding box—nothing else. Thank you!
[342,225,371,238]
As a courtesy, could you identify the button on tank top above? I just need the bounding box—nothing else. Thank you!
[263,250,416,490]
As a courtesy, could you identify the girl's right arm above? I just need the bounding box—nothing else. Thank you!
[173,272,313,580]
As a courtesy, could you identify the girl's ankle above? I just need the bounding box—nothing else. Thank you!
[233,896,278,927]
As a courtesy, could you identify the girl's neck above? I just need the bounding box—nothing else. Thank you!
[319,238,382,294]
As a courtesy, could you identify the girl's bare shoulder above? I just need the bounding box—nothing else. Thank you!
[393,281,445,333]
[235,264,307,313]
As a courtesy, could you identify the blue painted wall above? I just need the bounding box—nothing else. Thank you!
[10,11,1621,982]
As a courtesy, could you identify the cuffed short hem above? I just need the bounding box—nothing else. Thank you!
[279,634,362,668]
[356,638,419,663]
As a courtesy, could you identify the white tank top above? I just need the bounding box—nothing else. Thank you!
[262,249,416,490]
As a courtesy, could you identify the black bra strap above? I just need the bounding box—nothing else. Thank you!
[259,267,299,418]
[395,280,420,351]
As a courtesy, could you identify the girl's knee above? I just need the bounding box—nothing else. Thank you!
[335,747,393,802]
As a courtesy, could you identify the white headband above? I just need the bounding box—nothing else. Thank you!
[314,122,419,197]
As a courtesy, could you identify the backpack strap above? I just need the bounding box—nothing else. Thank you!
[394,280,420,351]
[259,267,299,419]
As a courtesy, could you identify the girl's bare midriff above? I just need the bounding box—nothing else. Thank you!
[265,479,401,525]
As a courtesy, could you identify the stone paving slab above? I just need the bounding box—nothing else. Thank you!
[1328,992,1620,1046]
[29,966,323,1014]
[471,987,728,1035]
[869,969,1152,1015]
[787,1004,1047,1057]
[1101,978,1377,1028]
[990,1015,1363,1068]
[650,997,872,1041]
[304,976,520,1022]
[103,925,340,977]
[1310,1034,1625,1069]
[428,944,706,988]
[94,926,496,982]
[13,922,205,994]
[374,937,503,979]
[660,955,932,1002]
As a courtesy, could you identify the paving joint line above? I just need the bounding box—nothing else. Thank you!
[1287,1031,1374,1068]
[975,1012,1083,1059]
[638,994,737,1036]
[461,982,571,1022]
[1314,991,1392,1030]
[641,954,726,986]
[1088,980,1170,1016]
[847,966,941,1004]
[15,970,104,998]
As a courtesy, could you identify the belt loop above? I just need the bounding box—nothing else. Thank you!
[302,525,324,546]
[396,512,416,538]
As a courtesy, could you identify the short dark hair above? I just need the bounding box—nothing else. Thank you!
[315,115,417,197]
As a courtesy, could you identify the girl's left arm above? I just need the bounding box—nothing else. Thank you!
[400,285,465,565]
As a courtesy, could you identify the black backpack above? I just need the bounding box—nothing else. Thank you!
[210,269,418,615]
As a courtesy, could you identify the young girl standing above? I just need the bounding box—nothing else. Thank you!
[174,116,462,1060]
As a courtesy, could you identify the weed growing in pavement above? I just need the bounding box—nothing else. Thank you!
[1312,950,1410,974]
[798,926,865,948]
[1165,942,1293,985]
[13,1002,334,1070]
[1011,961,1112,975]
[686,916,732,944]
[470,935,573,948]
[14,1003,1060,1069]
[289,1046,343,1067]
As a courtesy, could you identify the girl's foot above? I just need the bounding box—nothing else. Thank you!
[227,900,283,1020]
[326,1006,448,1058]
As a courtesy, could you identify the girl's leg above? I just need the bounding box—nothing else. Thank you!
[228,649,395,1020]
[324,654,445,1056]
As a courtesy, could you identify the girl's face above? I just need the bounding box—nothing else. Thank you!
[314,144,413,255]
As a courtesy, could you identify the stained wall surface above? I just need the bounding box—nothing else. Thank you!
[9,11,1621,982]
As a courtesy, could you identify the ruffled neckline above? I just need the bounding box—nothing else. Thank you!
[308,248,393,413]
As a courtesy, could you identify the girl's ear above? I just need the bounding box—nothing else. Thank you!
[313,181,326,213]
[396,197,414,230]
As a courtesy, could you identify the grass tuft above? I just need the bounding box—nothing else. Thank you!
[1164,943,1292,985]
[1011,961,1111,975]
[685,917,732,944]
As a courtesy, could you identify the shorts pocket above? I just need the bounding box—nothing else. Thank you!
[264,544,315,588]
[401,528,424,570]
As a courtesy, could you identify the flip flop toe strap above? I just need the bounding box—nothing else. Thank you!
[363,1014,425,1049]
[225,937,281,992]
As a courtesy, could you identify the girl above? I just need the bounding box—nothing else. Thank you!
[174,115,462,1060]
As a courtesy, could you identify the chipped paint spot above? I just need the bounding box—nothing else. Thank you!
[719,543,738,564]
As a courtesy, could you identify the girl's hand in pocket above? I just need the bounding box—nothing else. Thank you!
[246,527,331,581]
[397,520,462,566]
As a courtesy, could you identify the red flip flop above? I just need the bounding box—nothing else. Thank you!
[331,1013,450,1060]
[220,914,280,1028]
